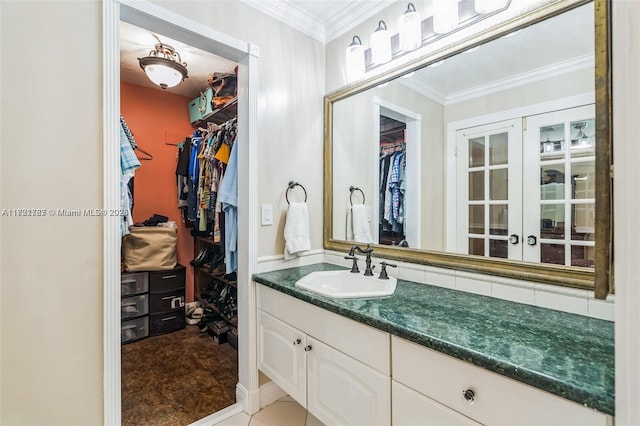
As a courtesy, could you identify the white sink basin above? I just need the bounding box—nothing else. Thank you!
[295,270,397,298]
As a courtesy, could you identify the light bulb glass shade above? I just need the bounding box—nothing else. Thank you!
[370,20,392,65]
[345,35,365,82]
[138,47,188,90]
[474,0,509,14]
[399,3,422,51]
[433,0,459,34]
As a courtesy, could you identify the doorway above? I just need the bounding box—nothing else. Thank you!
[103,1,260,424]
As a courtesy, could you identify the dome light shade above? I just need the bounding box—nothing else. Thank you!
[345,35,365,82]
[138,43,188,90]
[370,20,392,65]
[433,0,459,34]
[399,3,422,52]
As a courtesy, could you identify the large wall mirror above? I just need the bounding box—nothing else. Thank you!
[324,0,611,297]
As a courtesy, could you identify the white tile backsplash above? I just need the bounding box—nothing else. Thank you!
[534,289,589,316]
[491,281,535,305]
[266,250,612,320]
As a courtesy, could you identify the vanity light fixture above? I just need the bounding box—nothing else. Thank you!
[433,0,459,34]
[370,20,392,65]
[474,0,510,14]
[138,42,188,89]
[346,35,366,82]
[398,3,422,52]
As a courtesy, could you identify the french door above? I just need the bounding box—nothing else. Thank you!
[456,104,595,268]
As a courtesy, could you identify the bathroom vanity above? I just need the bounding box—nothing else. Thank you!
[253,263,613,426]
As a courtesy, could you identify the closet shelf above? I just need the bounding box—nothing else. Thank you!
[199,297,238,327]
[194,96,237,127]
[196,267,238,288]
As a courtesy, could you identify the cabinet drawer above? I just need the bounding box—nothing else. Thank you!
[121,272,148,296]
[392,380,481,426]
[121,316,149,344]
[121,294,148,320]
[257,285,390,375]
[149,311,185,336]
[392,336,609,426]
[149,289,185,313]
[149,266,185,293]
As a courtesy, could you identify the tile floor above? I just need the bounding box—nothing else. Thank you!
[215,397,324,426]
[121,325,238,425]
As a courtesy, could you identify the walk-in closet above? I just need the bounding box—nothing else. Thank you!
[118,20,240,425]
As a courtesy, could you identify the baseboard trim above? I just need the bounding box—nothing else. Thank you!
[259,381,288,408]
[187,403,245,426]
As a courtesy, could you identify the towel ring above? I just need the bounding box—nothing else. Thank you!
[349,186,365,206]
[286,181,307,205]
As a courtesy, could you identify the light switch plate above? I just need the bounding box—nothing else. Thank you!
[261,204,273,226]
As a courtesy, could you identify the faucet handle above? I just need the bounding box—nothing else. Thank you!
[378,261,397,280]
[344,256,360,273]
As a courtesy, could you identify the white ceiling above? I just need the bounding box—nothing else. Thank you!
[120,1,593,103]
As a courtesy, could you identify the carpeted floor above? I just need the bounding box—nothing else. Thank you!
[121,325,238,426]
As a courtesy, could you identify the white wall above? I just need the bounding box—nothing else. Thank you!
[0,0,325,424]
[0,1,104,424]
[154,0,326,258]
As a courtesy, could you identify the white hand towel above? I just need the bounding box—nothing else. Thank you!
[284,202,311,260]
[351,204,373,243]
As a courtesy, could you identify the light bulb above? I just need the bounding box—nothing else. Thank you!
[399,3,422,52]
[370,20,392,65]
[345,35,365,82]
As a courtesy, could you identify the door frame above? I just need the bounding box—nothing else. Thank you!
[103,1,260,424]
[445,92,595,252]
[372,97,422,248]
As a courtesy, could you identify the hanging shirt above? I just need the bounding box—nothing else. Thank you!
[217,136,238,273]
[119,119,141,236]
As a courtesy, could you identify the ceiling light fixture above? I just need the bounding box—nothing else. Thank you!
[399,3,422,52]
[138,42,188,90]
[370,20,392,65]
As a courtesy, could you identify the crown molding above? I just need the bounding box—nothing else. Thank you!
[398,53,594,106]
[324,0,397,43]
[239,0,395,44]
[446,53,594,105]
[239,0,326,42]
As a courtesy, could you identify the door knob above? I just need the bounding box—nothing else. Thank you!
[304,345,312,352]
[509,234,519,245]
[527,235,537,246]
[293,338,301,346]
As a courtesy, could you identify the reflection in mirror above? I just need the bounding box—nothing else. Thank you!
[328,1,607,289]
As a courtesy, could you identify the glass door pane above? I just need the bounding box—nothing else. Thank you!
[456,119,521,260]
[523,104,596,267]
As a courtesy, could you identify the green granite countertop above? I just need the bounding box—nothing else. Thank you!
[253,263,614,416]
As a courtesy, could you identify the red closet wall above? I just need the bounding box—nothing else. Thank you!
[120,81,196,301]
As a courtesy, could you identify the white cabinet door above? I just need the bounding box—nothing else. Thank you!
[392,380,482,426]
[257,310,307,407]
[307,337,390,426]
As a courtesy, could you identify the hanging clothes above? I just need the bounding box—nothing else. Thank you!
[217,135,238,274]
[119,116,141,237]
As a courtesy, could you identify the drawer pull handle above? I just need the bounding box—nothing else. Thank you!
[161,316,177,321]
[162,296,175,300]
[162,275,177,280]
[293,338,301,346]
[462,389,475,404]
[122,280,137,284]
[304,345,312,352]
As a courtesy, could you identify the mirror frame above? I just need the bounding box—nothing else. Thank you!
[323,0,612,297]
